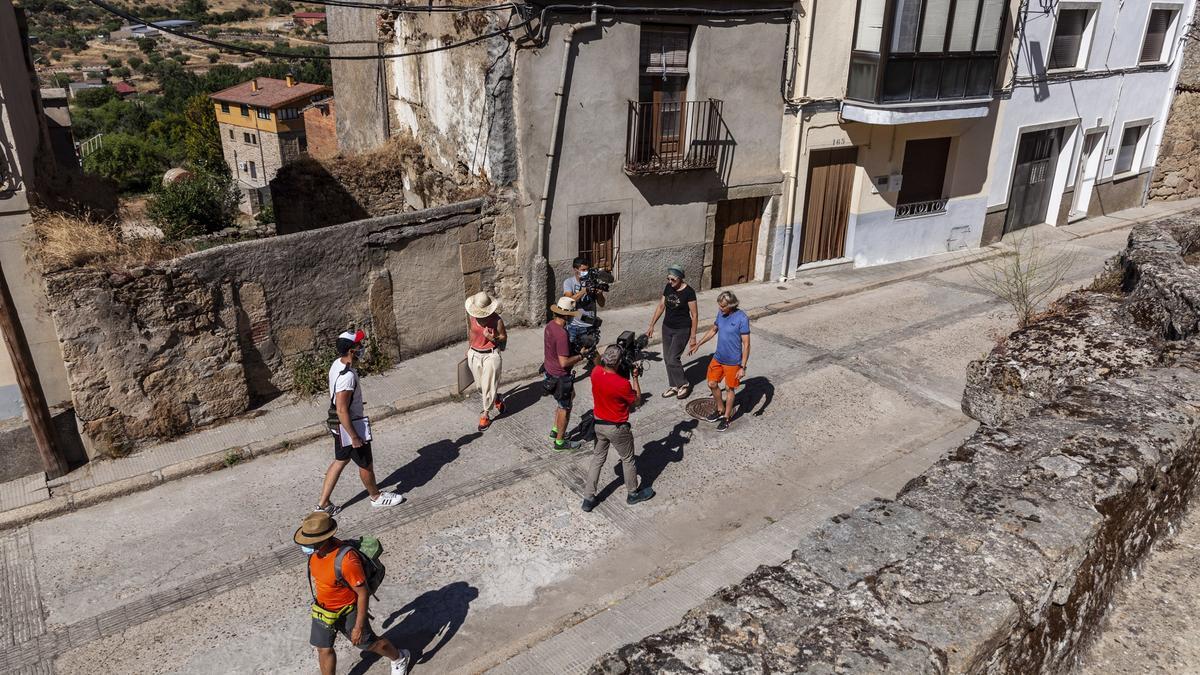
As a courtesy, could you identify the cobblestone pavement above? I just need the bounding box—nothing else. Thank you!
[0,218,1141,675]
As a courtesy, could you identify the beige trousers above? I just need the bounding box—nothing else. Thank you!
[467,349,502,413]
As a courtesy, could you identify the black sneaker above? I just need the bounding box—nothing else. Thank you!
[627,487,656,505]
[704,411,722,424]
[581,497,598,512]
[716,418,730,432]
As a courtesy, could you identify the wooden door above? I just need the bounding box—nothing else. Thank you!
[800,147,857,265]
[713,197,765,288]
[1005,128,1062,234]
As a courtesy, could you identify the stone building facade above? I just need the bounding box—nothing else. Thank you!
[210,76,330,214]
[1150,28,1200,201]
[302,98,337,160]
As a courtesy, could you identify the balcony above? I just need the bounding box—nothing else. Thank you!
[844,0,1007,124]
[625,99,723,175]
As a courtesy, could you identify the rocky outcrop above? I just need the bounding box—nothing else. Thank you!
[592,214,1200,673]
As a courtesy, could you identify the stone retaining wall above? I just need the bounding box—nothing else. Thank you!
[42,197,526,454]
[591,213,1200,673]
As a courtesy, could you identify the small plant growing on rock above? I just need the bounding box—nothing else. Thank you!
[968,233,1080,328]
[291,345,338,399]
[222,449,244,468]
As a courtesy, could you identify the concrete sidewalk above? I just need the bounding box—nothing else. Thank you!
[0,196,1194,529]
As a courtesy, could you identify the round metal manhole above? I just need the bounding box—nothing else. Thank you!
[685,397,718,421]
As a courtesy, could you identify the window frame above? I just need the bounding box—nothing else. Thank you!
[278,107,301,120]
[897,136,953,206]
[577,213,621,276]
[256,107,271,120]
[239,104,249,116]
[220,102,230,114]
[1138,3,1182,66]
[1113,119,1152,177]
[1046,3,1100,73]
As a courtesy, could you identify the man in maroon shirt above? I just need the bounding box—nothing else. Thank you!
[582,345,656,511]
[546,296,588,451]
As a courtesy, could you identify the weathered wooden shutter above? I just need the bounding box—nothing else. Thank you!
[641,26,690,75]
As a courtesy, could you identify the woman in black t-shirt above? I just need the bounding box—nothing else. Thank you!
[646,264,699,398]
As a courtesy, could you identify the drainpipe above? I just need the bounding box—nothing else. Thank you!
[781,0,816,281]
[533,5,599,312]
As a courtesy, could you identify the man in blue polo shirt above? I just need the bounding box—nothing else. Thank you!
[689,290,751,431]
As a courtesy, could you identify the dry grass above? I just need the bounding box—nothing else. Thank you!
[27,208,190,273]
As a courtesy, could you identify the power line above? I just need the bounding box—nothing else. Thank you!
[288,0,515,11]
[83,0,528,60]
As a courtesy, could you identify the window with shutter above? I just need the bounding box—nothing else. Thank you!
[948,0,982,51]
[973,0,1005,51]
[891,0,921,52]
[1048,8,1090,70]
[1140,8,1176,64]
[855,0,887,51]
[919,0,952,53]
[640,25,690,76]
[579,214,620,274]
[1115,124,1147,174]
[898,137,952,205]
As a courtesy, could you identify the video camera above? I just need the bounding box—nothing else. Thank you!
[573,316,602,355]
[582,268,615,294]
[614,330,650,378]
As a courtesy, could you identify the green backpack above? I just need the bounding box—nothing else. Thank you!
[307,536,387,601]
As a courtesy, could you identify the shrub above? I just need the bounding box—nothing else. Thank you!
[207,51,219,63]
[73,85,118,108]
[291,346,338,398]
[127,55,144,69]
[82,133,168,192]
[147,171,240,240]
[255,204,275,226]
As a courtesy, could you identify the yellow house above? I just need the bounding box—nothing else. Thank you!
[210,76,331,214]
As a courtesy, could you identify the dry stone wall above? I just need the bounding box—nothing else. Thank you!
[592,213,1200,673]
[1150,40,1200,201]
[42,198,525,453]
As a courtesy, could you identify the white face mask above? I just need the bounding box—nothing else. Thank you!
[300,545,317,555]
[579,269,589,278]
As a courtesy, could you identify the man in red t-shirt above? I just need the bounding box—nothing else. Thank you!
[295,512,410,675]
[582,345,656,511]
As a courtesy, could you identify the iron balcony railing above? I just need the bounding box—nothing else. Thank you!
[625,99,723,175]
[895,198,949,219]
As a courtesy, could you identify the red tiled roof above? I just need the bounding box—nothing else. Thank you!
[209,77,330,108]
[113,81,136,94]
[293,11,325,18]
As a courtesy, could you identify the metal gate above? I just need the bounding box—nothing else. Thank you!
[1005,128,1063,234]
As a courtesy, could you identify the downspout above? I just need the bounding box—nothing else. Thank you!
[535,5,599,269]
[781,0,816,280]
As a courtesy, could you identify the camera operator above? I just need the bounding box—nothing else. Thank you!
[562,256,606,348]
[581,345,656,512]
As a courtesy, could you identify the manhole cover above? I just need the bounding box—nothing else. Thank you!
[685,398,718,420]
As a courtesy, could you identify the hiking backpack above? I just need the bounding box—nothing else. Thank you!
[306,536,387,602]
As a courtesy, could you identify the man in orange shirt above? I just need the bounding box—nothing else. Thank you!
[295,512,410,675]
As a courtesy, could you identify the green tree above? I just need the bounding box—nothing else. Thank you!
[207,51,220,64]
[127,55,144,70]
[182,94,225,173]
[112,66,131,78]
[73,86,118,109]
[147,171,240,240]
[137,37,157,54]
[82,133,169,192]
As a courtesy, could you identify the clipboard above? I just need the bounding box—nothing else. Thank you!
[457,357,474,395]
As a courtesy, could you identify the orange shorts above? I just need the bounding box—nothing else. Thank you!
[707,360,742,389]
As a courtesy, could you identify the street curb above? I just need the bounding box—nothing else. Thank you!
[0,243,1038,531]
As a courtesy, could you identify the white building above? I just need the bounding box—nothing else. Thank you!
[983,0,1196,239]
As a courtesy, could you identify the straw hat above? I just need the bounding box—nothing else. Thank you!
[549,296,580,317]
[293,511,338,546]
[465,291,501,319]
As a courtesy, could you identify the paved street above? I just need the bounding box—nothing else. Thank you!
[0,216,1150,674]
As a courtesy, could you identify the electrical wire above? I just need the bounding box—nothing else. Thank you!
[289,0,516,11]
[83,0,529,60]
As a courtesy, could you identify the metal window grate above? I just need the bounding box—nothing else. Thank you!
[579,214,619,273]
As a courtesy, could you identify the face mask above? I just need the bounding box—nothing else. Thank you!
[579,270,589,278]
[300,545,316,555]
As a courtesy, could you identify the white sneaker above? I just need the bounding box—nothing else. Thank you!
[391,649,411,675]
[371,491,405,507]
[313,503,342,517]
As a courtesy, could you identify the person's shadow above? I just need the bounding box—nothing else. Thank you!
[734,377,774,421]
[495,378,546,418]
[682,354,713,388]
[596,419,697,502]
[342,433,481,509]
[348,581,479,674]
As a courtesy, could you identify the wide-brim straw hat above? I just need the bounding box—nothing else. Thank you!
[550,296,580,317]
[465,291,501,318]
[294,511,338,546]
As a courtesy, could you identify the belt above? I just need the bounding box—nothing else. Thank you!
[593,419,630,427]
[471,347,497,353]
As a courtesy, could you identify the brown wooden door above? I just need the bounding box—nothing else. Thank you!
[713,197,765,288]
[801,147,857,265]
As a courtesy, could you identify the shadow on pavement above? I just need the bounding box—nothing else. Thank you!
[596,418,698,502]
[735,377,774,420]
[495,377,548,418]
[348,581,480,674]
[343,433,482,510]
